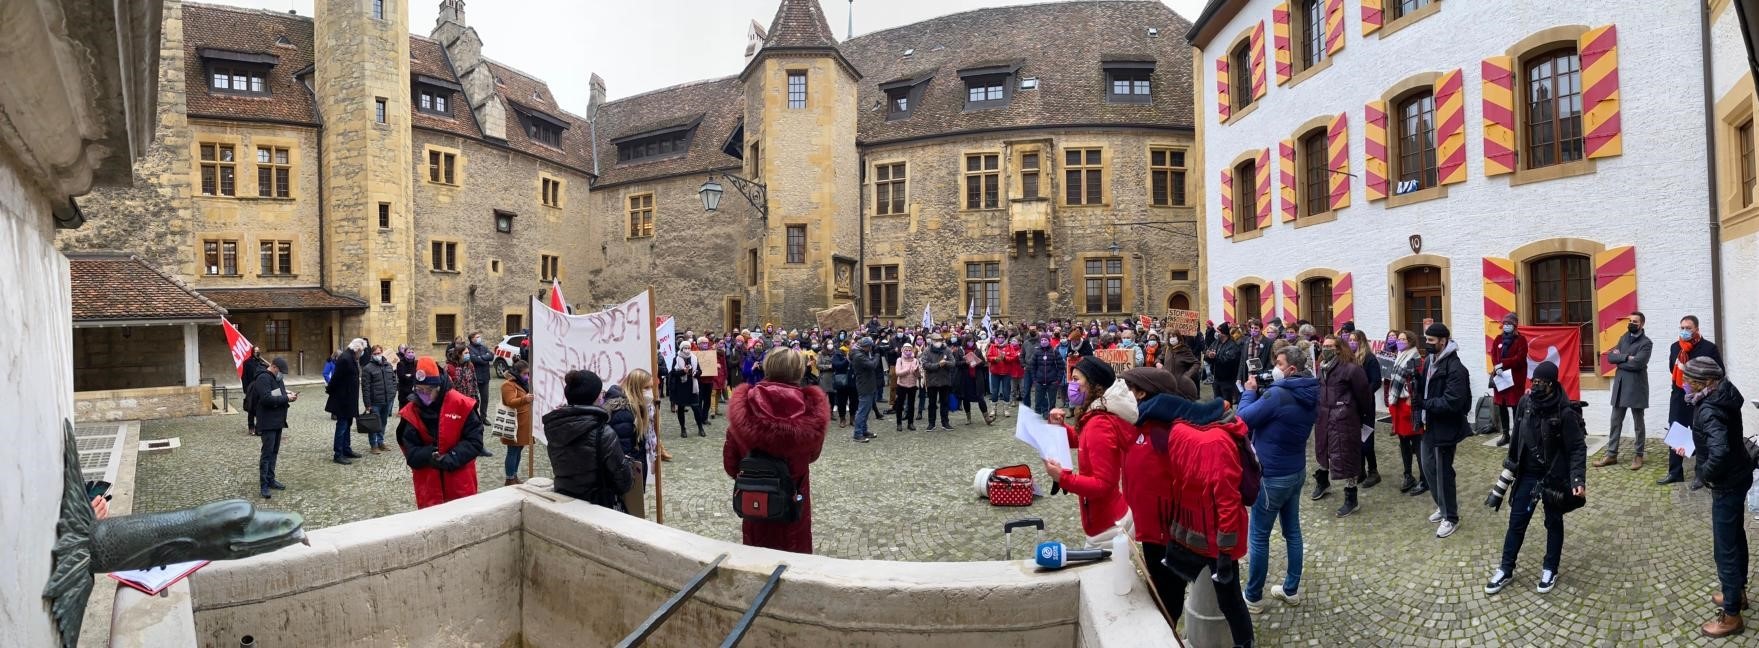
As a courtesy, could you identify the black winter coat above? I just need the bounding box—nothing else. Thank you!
[920,345,957,388]
[360,356,396,407]
[395,357,417,405]
[469,341,494,383]
[542,405,633,509]
[955,348,989,401]
[665,355,702,406]
[1027,347,1064,385]
[1502,392,1588,494]
[851,348,883,395]
[1692,380,1752,495]
[324,349,361,418]
[604,389,648,481]
[246,371,292,431]
[1210,338,1242,384]
[1415,343,1473,446]
[1668,338,1724,426]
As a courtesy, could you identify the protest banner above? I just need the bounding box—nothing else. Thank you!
[1165,309,1201,336]
[221,318,253,377]
[656,316,677,368]
[529,290,654,445]
[1096,348,1134,373]
[693,350,720,377]
[1516,325,1582,400]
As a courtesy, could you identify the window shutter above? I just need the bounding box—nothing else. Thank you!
[1362,0,1383,36]
[1482,257,1517,373]
[1580,25,1623,159]
[1434,68,1467,185]
[1481,56,1517,176]
[1250,22,1267,100]
[1328,113,1351,210]
[1220,167,1235,237]
[1330,272,1354,328]
[1223,285,1237,325]
[1594,245,1637,377]
[1273,3,1293,85]
[1261,282,1277,321]
[1325,0,1345,55]
[1255,148,1273,229]
[1365,101,1389,200]
[1279,138,1298,222]
[1281,279,1299,323]
[1217,57,1231,121]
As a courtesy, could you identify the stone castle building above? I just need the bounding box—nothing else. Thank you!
[64,0,1199,383]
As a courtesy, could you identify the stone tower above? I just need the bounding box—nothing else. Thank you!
[314,0,415,344]
[742,0,862,326]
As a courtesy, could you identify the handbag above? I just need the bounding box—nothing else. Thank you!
[355,410,384,435]
[490,405,519,441]
[1541,486,1586,514]
[986,465,1036,507]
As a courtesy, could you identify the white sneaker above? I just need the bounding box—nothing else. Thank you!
[1271,585,1300,607]
[1428,509,1444,523]
[1436,520,1458,538]
[1484,568,1512,594]
[1243,595,1265,614]
[1536,569,1557,593]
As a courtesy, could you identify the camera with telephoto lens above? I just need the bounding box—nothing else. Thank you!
[1485,468,1516,510]
[1246,358,1274,389]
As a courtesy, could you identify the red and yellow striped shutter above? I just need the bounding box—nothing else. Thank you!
[1595,246,1638,377]
[1482,257,1517,373]
[1223,285,1237,325]
[1328,113,1351,210]
[1260,282,1277,321]
[1279,139,1298,222]
[1324,0,1345,55]
[1581,25,1623,159]
[1434,68,1467,185]
[1273,3,1293,85]
[1217,57,1231,122]
[1481,56,1517,176]
[1255,148,1273,229]
[1250,23,1267,101]
[1362,0,1383,36]
[1282,279,1299,322]
[1330,272,1354,327]
[1365,101,1389,200]
[1220,167,1235,237]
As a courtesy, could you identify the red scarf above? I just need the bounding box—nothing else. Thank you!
[1673,336,1696,389]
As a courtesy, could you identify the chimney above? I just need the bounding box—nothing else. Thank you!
[437,0,465,27]
[587,73,606,121]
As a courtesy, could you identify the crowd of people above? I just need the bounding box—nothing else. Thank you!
[234,307,1753,642]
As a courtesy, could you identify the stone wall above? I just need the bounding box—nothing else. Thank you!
[861,128,1200,323]
[586,171,763,332]
[74,326,186,391]
[204,312,335,383]
[177,121,323,287]
[74,385,212,422]
[409,130,595,348]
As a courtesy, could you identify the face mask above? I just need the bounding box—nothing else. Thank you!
[1039,340,1051,349]
[1422,343,1437,355]
[933,342,945,349]
[1067,383,1087,408]
[1321,349,1338,364]
[1501,324,1514,335]
[1285,332,1298,341]
[1347,340,1359,352]
[1532,381,1552,396]
[416,390,436,405]
[520,374,531,383]
[902,350,914,359]
[1680,329,1693,341]
[1271,366,1287,381]
[1627,322,1640,335]
[1395,340,1410,352]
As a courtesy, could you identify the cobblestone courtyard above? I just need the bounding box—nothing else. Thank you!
[135,382,1756,646]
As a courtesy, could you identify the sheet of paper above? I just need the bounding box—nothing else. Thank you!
[1014,405,1073,467]
[108,560,208,596]
[1493,369,1514,392]
[1665,422,1695,456]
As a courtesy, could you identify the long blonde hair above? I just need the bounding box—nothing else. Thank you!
[621,369,656,438]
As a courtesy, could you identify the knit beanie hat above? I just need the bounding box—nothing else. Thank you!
[1425,322,1451,339]
[1532,360,1559,384]
[1075,356,1116,389]
[414,356,444,386]
[1121,367,1195,400]
[1684,356,1725,381]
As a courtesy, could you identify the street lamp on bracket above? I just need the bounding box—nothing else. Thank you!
[699,173,768,220]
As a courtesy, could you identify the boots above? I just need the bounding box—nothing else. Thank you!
[966,410,974,425]
[1714,592,1752,611]
[1398,475,1417,493]
[984,411,996,426]
[1362,452,1382,489]
[1593,454,1619,468]
[1336,487,1359,517]
[1495,431,1511,447]
[1310,469,1332,501]
[1703,612,1745,638]
[1630,456,1645,471]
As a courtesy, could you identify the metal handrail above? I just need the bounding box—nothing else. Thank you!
[615,553,728,648]
[719,564,787,648]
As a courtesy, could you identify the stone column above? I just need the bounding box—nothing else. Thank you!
[182,324,199,387]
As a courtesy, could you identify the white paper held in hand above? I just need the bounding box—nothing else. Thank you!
[1665,422,1696,456]
[1493,368,1514,392]
[1014,405,1073,467]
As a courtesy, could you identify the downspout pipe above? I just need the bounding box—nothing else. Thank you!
[1703,0,1728,345]
[300,70,328,292]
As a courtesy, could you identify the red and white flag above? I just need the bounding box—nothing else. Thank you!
[221,318,254,378]
[547,278,566,312]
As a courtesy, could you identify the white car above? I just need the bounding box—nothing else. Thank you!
[492,333,527,377]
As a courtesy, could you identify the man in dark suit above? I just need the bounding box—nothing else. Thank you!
[1660,315,1722,487]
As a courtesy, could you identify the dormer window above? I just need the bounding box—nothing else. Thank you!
[509,102,569,149]
[418,90,449,115]
[887,88,910,116]
[959,62,1020,111]
[613,116,701,164]
[879,73,931,121]
[198,49,279,96]
[1103,59,1156,104]
[412,75,463,119]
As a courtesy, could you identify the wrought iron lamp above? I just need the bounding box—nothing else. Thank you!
[699,173,768,219]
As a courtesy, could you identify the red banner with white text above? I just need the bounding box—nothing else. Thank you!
[222,318,253,378]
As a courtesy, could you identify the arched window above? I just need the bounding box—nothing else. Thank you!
[1396,91,1438,190]
[1237,283,1262,323]
[1168,292,1191,311]
[1524,47,1584,169]
[1301,277,1333,335]
[1234,158,1259,233]
[1527,254,1595,372]
[1300,129,1329,217]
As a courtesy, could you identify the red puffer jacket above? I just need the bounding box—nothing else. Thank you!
[1057,408,1132,538]
[1163,418,1249,560]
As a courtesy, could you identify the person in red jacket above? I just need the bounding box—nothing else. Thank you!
[396,356,483,509]
[1043,356,1132,547]
[1160,415,1254,646]
[723,349,829,553]
[1491,313,1529,447]
[1006,337,1026,410]
[1121,367,1230,622]
[986,337,1015,416]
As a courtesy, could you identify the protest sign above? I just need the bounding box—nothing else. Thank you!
[529,290,654,444]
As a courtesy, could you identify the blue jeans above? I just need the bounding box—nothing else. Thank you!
[1498,476,1563,573]
[1713,489,1750,615]
[368,403,390,449]
[1246,472,1305,601]
[332,416,353,458]
[989,374,1011,402]
[505,444,523,479]
[854,393,876,439]
[1032,383,1058,417]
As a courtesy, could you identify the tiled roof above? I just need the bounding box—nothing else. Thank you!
[590,76,745,188]
[840,0,1194,145]
[485,61,597,173]
[183,3,318,126]
[408,36,483,139]
[765,0,839,48]
[70,253,227,322]
[199,287,369,312]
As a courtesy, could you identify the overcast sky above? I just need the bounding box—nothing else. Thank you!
[216,0,1207,113]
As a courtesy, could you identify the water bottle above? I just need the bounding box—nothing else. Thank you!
[1110,534,1133,595]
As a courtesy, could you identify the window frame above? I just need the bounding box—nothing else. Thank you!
[378,202,392,229]
[199,143,237,197]
[1104,67,1153,104]
[1299,129,1330,218]
[785,225,807,264]
[615,128,694,164]
[1298,0,1326,71]
[203,238,239,276]
[866,264,900,317]
[1389,0,1434,20]
[416,89,451,116]
[264,318,292,352]
[1080,256,1127,315]
[539,254,561,281]
[371,0,385,20]
[1526,253,1597,373]
[1229,41,1254,113]
[255,145,291,199]
[963,261,1003,315]
[379,279,393,305]
[434,313,458,346]
[1149,147,1187,207]
[626,193,654,239]
[1064,147,1105,206]
[494,210,515,234]
[207,64,269,96]
[1742,118,1756,208]
[962,73,1011,111]
[1394,90,1439,192]
[526,117,562,148]
[375,98,388,125]
[1301,277,1334,335]
[1233,157,1259,234]
[257,239,294,276]
[426,149,458,185]
[429,240,460,272]
[1020,151,1042,200]
[787,70,808,109]
[874,162,907,215]
[963,153,1001,210]
[1521,46,1585,171]
[1236,283,1263,323]
[541,176,563,208]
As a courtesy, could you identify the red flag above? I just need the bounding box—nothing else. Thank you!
[1139,314,1153,330]
[221,318,253,378]
[547,278,566,312]
[1517,325,1582,400]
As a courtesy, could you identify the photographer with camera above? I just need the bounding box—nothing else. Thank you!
[1483,361,1586,596]
[1237,343,1319,614]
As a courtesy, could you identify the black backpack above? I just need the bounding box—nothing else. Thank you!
[732,450,800,522]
